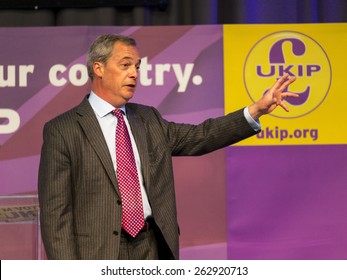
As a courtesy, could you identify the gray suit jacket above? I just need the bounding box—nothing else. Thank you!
[38,96,257,259]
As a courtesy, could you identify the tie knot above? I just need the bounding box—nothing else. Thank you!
[112,109,124,120]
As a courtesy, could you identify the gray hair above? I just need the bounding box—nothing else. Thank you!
[87,34,137,81]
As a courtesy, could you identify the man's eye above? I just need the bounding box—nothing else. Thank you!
[121,63,130,68]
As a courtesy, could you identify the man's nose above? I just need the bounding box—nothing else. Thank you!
[129,65,139,78]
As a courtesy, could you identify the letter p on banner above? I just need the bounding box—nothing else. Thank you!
[0,109,20,134]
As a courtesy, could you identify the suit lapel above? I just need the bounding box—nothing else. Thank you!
[76,97,120,197]
[126,106,151,192]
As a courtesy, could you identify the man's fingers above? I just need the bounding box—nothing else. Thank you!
[277,91,299,112]
[272,73,289,89]
[281,102,289,112]
[278,75,296,92]
[282,92,299,98]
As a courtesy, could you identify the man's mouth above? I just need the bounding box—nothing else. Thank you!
[125,84,136,89]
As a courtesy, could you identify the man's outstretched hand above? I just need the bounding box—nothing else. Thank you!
[248,73,297,120]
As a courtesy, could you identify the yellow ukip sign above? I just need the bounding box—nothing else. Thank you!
[224,23,347,145]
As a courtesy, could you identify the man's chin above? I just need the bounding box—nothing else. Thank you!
[123,91,135,102]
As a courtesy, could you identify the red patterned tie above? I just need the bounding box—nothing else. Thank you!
[113,109,144,237]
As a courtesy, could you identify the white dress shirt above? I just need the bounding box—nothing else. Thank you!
[244,107,261,132]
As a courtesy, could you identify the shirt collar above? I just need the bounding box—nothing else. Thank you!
[88,91,126,117]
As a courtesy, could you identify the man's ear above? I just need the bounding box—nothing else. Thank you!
[93,62,104,79]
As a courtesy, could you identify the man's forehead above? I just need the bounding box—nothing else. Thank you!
[120,55,141,62]
[113,42,140,59]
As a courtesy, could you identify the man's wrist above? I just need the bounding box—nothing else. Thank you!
[244,107,261,132]
[247,103,264,120]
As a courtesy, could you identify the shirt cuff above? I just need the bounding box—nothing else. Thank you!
[243,107,261,132]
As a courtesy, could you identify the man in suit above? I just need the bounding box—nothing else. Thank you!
[38,34,296,260]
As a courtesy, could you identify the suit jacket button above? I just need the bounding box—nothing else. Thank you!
[117,200,121,205]
[113,230,119,236]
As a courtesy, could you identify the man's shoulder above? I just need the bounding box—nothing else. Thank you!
[126,102,160,117]
[126,102,152,111]
[126,103,166,126]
